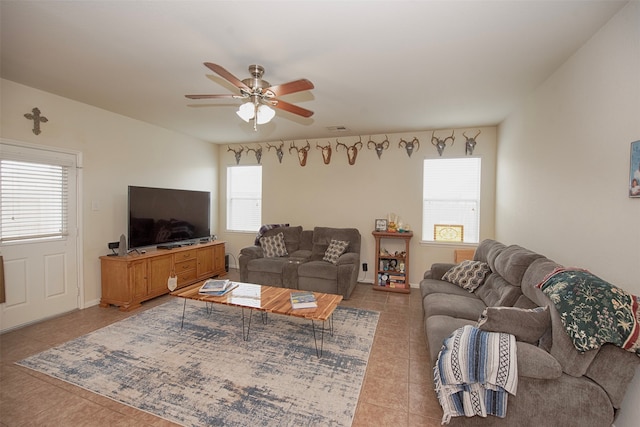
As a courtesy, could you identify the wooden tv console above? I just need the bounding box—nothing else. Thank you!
[99,240,226,311]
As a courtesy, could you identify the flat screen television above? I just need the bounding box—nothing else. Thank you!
[128,186,211,249]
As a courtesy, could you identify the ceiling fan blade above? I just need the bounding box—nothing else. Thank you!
[204,62,250,92]
[264,79,314,98]
[185,94,241,99]
[270,99,314,118]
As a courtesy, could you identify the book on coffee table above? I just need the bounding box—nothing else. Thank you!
[199,279,230,292]
[290,291,318,309]
[199,279,237,296]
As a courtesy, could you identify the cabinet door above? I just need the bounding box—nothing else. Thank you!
[196,246,215,278]
[148,254,172,296]
[213,244,226,275]
[129,259,148,300]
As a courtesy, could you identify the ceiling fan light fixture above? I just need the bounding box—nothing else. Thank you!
[236,102,255,122]
[256,104,275,125]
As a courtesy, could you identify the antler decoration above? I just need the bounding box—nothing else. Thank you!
[289,141,311,166]
[267,141,285,163]
[316,141,332,165]
[399,137,420,157]
[245,144,263,164]
[367,135,389,159]
[227,145,244,164]
[431,130,455,156]
[463,130,481,155]
[336,137,364,165]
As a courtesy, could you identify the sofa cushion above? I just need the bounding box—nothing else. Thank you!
[474,239,506,269]
[474,273,523,307]
[517,342,562,379]
[298,260,337,280]
[311,227,361,259]
[322,239,349,264]
[424,315,476,364]
[420,278,476,300]
[585,344,640,409]
[246,257,288,274]
[478,306,550,344]
[260,232,288,258]
[442,260,491,292]
[423,293,486,321]
[493,245,545,287]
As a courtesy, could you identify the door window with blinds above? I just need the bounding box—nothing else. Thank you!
[1,156,70,243]
[422,158,481,243]
[226,165,262,232]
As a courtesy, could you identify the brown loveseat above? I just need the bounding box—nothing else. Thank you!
[421,239,639,426]
[239,226,361,299]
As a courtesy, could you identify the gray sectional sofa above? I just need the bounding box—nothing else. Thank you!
[421,239,639,426]
[239,226,361,299]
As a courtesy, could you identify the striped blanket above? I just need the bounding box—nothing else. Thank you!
[434,325,518,424]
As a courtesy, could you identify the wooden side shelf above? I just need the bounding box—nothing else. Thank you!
[372,231,412,294]
[99,240,226,311]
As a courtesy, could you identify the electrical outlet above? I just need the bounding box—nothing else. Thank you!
[362,263,368,272]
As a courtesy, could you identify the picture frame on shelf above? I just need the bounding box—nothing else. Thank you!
[375,219,388,232]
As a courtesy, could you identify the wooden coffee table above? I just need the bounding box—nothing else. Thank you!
[171,281,343,357]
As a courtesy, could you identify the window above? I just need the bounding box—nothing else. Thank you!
[226,165,262,232]
[422,158,481,243]
[1,159,69,242]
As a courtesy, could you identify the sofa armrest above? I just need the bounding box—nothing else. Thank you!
[336,252,359,265]
[517,342,562,380]
[240,245,264,259]
[426,263,456,280]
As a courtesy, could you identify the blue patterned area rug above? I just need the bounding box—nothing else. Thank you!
[17,298,379,426]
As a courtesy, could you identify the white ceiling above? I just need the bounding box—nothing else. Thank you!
[1,1,626,144]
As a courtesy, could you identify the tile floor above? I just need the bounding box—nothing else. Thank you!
[0,270,443,426]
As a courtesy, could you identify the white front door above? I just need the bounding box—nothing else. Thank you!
[0,141,81,332]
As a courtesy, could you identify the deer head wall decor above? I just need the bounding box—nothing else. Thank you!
[227,145,244,164]
[431,130,455,156]
[399,137,420,157]
[336,137,363,165]
[463,130,481,155]
[316,142,332,165]
[267,141,285,163]
[367,135,389,159]
[289,141,311,166]
[246,144,263,164]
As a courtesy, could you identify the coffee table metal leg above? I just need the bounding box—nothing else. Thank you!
[180,298,188,330]
[311,319,326,358]
[241,308,253,341]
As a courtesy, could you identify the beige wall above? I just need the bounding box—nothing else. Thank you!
[496,2,640,425]
[0,79,220,306]
[217,126,497,286]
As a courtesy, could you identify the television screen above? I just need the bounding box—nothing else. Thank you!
[128,186,211,249]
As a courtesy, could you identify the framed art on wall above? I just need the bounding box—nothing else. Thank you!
[630,140,640,198]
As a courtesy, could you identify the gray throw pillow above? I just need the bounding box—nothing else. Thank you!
[442,260,491,292]
[260,232,288,258]
[477,306,550,344]
[323,239,349,264]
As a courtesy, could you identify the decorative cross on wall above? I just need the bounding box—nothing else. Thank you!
[24,107,48,135]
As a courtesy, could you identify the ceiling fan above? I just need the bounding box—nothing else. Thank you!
[185,63,314,131]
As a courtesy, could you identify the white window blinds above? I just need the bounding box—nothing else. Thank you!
[422,158,481,243]
[1,159,69,242]
[226,165,262,232]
